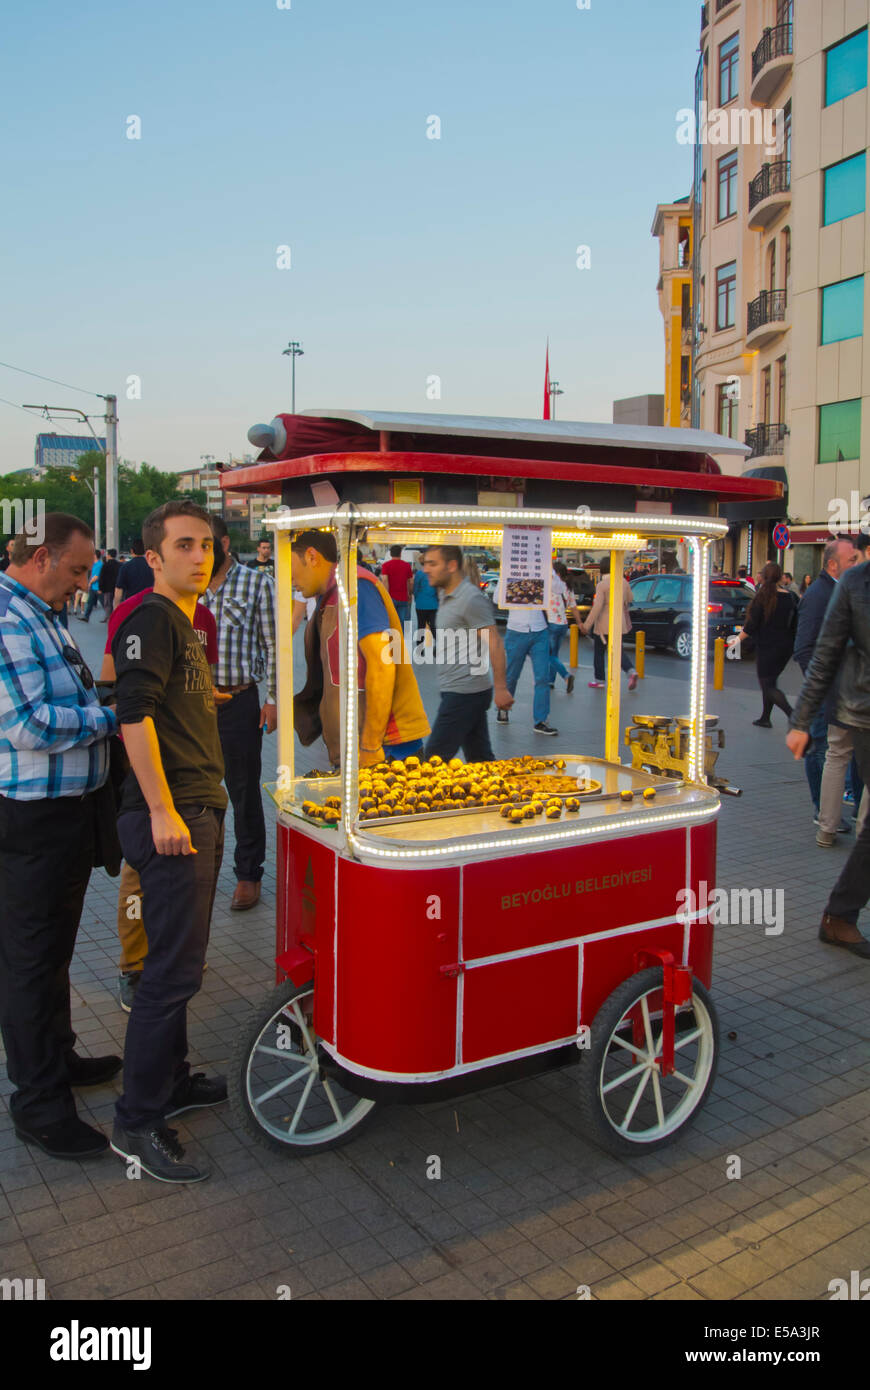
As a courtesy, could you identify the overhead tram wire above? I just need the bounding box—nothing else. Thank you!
[0,360,104,398]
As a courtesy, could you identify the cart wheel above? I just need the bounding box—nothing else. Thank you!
[230,979,376,1155]
[577,967,718,1156]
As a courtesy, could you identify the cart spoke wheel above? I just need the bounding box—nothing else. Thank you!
[577,967,718,1155]
[230,980,375,1154]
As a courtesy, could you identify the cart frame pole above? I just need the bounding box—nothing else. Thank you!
[687,536,712,783]
[336,517,361,857]
[605,549,622,764]
[275,527,295,786]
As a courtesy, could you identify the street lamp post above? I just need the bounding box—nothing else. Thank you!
[548,380,565,420]
[282,341,304,414]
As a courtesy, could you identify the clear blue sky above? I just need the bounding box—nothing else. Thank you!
[0,0,700,475]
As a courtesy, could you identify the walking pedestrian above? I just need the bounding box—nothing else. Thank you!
[499,596,557,735]
[379,545,413,627]
[736,562,797,726]
[799,573,813,596]
[100,581,221,1012]
[793,538,859,842]
[548,562,582,694]
[81,550,103,621]
[110,500,229,1181]
[422,545,512,761]
[0,514,121,1160]
[413,559,438,637]
[291,530,429,767]
[97,548,120,620]
[200,516,277,911]
[788,558,870,958]
[580,557,638,692]
[114,538,153,605]
[247,539,274,577]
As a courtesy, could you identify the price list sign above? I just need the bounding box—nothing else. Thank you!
[496,525,552,610]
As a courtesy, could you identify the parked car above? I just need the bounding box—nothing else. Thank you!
[627,574,756,660]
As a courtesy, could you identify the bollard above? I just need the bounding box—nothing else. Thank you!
[635,630,645,679]
[569,624,579,669]
[714,636,725,691]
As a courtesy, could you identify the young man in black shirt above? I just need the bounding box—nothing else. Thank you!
[114,537,153,604]
[110,500,228,1182]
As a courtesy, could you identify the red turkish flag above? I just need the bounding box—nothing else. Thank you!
[543,343,551,420]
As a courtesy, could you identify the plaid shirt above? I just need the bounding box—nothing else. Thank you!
[200,560,277,702]
[0,573,118,799]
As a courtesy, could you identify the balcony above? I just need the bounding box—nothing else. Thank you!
[745,423,787,459]
[751,23,793,104]
[747,160,791,228]
[746,288,788,347]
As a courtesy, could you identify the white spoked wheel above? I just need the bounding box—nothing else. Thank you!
[674,627,693,660]
[230,979,376,1154]
[577,967,718,1155]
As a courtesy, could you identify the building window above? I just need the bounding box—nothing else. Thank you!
[761,366,772,426]
[681,282,691,329]
[767,240,776,295]
[781,101,791,168]
[821,276,865,344]
[680,356,691,404]
[819,400,862,463]
[776,356,787,423]
[825,28,868,107]
[823,151,866,225]
[716,261,737,329]
[717,150,738,220]
[719,34,739,105]
[782,227,791,285]
[717,383,738,438]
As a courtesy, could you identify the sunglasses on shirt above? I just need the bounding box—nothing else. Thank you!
[62,645,95,690]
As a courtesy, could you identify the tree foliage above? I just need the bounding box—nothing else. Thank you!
[0,457,211,547]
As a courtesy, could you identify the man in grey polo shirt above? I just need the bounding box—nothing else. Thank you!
[422,545,512,762]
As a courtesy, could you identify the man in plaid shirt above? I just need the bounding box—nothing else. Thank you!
[200,516,276,910]
[0,514,121,1161]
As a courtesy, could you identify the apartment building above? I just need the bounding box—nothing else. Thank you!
[651,198,694,428]
[690,0,870,580]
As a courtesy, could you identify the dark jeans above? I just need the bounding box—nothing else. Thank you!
[83,587,100,620]
[593,633,633,682]
[394,601,411,625]
[115,803,224,1129]
[0,791,98,1126]
[217,684,265,882]
[805,712,829,813]
[426,688,494,763]
[827,729,870,925]
[416,608,437,634]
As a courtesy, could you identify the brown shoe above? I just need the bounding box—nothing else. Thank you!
[819,912,870,958]
[231,880,261,911]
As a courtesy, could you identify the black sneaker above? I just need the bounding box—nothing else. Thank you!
[14,1115,108,1160]
[164,1072,228,1118]
[496,710,509,725]
[534,722,558,736]
[118,971,140,1013]
[66,1052,122,1086]
[110,1122,210,1183]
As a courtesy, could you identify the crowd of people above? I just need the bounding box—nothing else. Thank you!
[7,507,869,1193]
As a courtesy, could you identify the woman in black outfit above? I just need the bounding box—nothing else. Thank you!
[738,562,798,727]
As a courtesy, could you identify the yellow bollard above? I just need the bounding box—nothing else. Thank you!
[714,637,725,691]
[635,629,645,680]
[569,624,579,669]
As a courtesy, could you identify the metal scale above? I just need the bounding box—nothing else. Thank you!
[625,714,742,797]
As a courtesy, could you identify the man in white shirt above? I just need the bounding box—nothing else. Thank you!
[498,606,557,736]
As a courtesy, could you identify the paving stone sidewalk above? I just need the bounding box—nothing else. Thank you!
[2,627,869,1301]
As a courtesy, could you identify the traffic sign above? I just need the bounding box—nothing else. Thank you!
[772,523,790,550]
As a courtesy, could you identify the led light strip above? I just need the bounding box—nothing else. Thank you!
[266,507,728,538]
[347,800,719,861]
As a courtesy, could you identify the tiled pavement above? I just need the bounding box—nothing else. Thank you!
[2,623,870,1301]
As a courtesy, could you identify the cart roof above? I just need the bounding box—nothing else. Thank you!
[223,408,780,503]
[294,408,749,459]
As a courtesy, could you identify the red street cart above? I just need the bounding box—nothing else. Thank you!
[222,411,780,1156]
